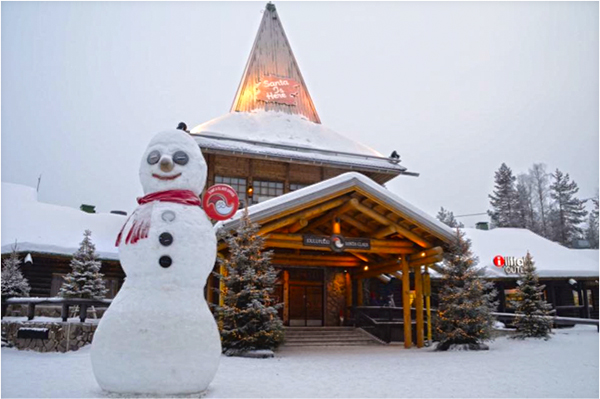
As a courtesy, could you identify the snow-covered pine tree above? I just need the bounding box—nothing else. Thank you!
[488,163,520,228]
[436,207,464,228]
[528,163,551,238]
[1,245,31,300]
[515,174,537,231]
[434,229,497,351]
[512,252,552,340]
[585,194,599,249]
[58,230,107,299]
[549,169,587,247]
[216,208,284,356]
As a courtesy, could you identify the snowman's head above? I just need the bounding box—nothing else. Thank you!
[139,130,207,195]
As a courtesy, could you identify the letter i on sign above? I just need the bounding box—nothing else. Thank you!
[493,256,505,268]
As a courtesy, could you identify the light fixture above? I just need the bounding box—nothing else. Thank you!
[569,278,578,287]
[363,265,369,271]
[247,186,254,197]
[24,253,33,265]
[421,252,426,257]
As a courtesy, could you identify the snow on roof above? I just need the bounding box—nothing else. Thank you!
[464,228,599,279]
[191,111,408,174]
[1,182,123,260]
[214,172,457,244]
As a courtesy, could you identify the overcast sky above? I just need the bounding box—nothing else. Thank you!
[2,1,598,227]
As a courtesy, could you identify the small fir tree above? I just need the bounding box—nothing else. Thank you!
[436,207,464,228]
[1,245,31,300]
[488,163,520,227]
[511,252,552,340]
[549,169,587,247]
[435,229,497,351]
[216,209,284,355]
[58,230,107,299]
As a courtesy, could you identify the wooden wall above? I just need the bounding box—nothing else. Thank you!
[205,153,384,195]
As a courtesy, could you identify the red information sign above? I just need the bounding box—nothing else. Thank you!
[202,184,239,221]
[255,76,300,106]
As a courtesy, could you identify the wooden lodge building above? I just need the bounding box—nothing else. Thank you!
[2,3,598,347]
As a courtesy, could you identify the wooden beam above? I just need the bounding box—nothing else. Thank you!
[356,278,364,306]
[408,254,443,269]
[288,218,308,233]
[349,200,433,248]
[264,233,413,248]
[218,263,226,307]
[258,196,351,235]
[298,198,358,233]
[272,259,362,267]
[373,225,397,239]
[424,266,432,344]
[412,246,443,259]
[283,270,289,325]
[265,240,416,254]
[345,272,352,319]
[414,265,424,348]
[339,214,374,233]
[273,254,359,263]
[402,257,412,348]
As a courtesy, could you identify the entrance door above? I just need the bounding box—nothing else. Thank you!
[289,285,323,326]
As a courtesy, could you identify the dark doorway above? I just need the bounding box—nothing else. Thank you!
[289,285,323,326]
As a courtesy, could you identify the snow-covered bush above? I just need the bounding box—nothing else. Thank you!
[59,230,107,299]
[1,245,31,299]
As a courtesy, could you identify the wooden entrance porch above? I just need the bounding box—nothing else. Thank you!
[215,173,456,348]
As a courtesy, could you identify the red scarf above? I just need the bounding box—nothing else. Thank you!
[115,190,201,246]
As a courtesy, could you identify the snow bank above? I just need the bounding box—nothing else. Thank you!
[2,325,598,398]
[1,183,123,260]
[464,228,599,278]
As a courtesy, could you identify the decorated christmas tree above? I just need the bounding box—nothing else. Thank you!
[216,208,284,356]
[435,229,497,351]
[59,230,107,299]
[512,252,552,340]
[1,245,31,300]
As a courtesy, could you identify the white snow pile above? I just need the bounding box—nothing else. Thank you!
[191,111,405,173]
[465,227,599,279]
[2,325,598,398]
[1,182,123,260]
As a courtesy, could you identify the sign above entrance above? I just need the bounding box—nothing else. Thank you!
[255,76,300,106]
[303,234,371,253]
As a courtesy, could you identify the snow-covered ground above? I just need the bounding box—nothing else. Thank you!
[2,326,598,398]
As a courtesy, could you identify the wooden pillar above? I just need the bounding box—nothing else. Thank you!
[497,282,506,312]
[357,278,364,306]
[345,272,352,320]
[283,270,290,325]
[414,265,424,348]
[423,266,432,344]
[402,257,412,348]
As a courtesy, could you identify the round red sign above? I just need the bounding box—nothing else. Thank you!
[493,255,505,268]
[202,184,239,221]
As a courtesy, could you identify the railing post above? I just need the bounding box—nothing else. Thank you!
[61,304,69,322]
[79,304,87,323]
[27,303,35,320]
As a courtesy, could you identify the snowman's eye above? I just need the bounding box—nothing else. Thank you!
[173,151,189,165]
[147,150,161,165]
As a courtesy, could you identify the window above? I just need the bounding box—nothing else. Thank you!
[215,176,247,205]
[251,180,284,204]
[290,183,308,192]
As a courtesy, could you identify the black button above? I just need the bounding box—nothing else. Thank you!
[159,232,173,246]
[159,256,172,268]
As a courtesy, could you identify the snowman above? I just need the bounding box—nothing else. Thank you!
[91,129,221,395]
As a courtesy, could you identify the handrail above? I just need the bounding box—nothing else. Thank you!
[2,297,112,323]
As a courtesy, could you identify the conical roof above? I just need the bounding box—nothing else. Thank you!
[230,2,320,123]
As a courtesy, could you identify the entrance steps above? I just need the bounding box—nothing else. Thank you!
[283,327,383,347]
